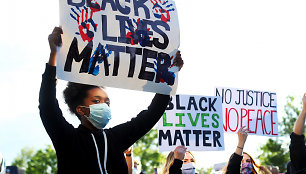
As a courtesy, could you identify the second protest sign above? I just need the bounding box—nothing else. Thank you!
[158,94,224,151]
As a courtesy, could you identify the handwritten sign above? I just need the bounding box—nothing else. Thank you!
[158,94,224,151]
[215,87,278,137]
[57,0,180,95]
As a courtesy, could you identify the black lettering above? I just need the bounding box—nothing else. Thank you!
[213,131,222,147]
[159,130,172,146]
[101,0,117,11]
[102,15,117,42]
[246,90,253,106]
[166,97,174,110]
[133,0,150,18]
[173,130,184,146]
[151,20,170,49]
[262,92,270,107]
[209,98,217,111]
[203,130,211,147]
[187,97,198,111]
[138,49,157,81]
[193,130,201,146]
[64,37,92,73]
[176,95,185,110]
[199,97,208,111]
[115,0,131,14]
[126,46,142,77]
[183,130,191,146]
[106,44,125,76]
[154,52,174,85]
[67,0,85,7]
[88,43,110,76]
[270,93,276,108]
[116,15,131,44]
[235,90,244,105]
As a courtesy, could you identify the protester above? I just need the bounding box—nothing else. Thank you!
[39,27,183,174]
[223,126,270,174]
[286,93,306,174]
[162,146,198,174]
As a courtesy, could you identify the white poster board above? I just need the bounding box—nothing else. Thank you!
[57,0,180,95]
[215,87,278,137]
[158,94,224,152]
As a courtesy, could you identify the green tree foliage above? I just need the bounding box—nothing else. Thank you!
[198,167,213,174]
[258,139,289,172]
[12,145,57,174]
[258,96,302,173]
[11,147,35,169]
[133,128,166,173]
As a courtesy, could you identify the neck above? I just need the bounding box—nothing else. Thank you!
[81,117,99,132]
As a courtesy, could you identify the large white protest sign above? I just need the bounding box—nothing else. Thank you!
[158,94,224,152]
[215,87,278,137]
[57,0,180,95]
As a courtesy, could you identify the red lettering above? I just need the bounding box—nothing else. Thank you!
[247,109,255,133]
[228,108,239,132]
[263,110,271,135]
[223,108,228,131]
[271,110,278,135]
[255,109,264,134]
[240,108,248,128]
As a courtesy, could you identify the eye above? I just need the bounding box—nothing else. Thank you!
[93,99,100,103]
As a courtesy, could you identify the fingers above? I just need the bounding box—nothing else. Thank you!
[173,50,184,70]
[174,145,187,160]
[49,27,63,52]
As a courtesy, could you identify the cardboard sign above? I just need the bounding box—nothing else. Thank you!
[215,87,278,137]
[57,0,180,95]
[158,94,224,151]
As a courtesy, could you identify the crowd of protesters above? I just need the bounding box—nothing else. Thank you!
[35,27,305,174]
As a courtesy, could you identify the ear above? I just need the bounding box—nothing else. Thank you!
[76,105,88,117]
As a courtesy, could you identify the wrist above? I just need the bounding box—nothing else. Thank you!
[125,153,132,157]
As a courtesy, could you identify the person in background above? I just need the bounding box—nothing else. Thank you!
[223,126,270,174]
[162,146,186,174]
[286,93,306,174]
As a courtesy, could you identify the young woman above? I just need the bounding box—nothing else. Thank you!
[162,146,197,174]
[39,27,183,174]
[223,126,270,174]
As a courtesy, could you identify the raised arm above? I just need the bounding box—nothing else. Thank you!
[288,93,306,173]
[293,93,306,135]
[225,126,249,174]
[107,51,183,152]
[39,27,73,147]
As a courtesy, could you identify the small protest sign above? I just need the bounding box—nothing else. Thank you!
[57,0,180,95]
[215,87,278,137]
[158,94,224,152]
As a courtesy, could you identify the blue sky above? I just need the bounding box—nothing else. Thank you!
[1,0,306,170]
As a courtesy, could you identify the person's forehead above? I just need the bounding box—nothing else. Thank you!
[184,152,193,159]
[87,87,108,98]
[243,154,251,159]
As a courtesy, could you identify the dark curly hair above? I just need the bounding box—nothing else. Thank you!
[63,82,100,120]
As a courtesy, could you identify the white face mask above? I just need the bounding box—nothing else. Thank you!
[182,162,196,174]
[83,103,111,129]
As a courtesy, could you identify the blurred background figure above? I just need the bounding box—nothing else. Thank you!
[133,159,141,174]
[0,153,5,174]
[266,166,279,174]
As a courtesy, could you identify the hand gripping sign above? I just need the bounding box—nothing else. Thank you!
[215,87,278,137]
[158,94,225,152]
[57,0,180,95]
